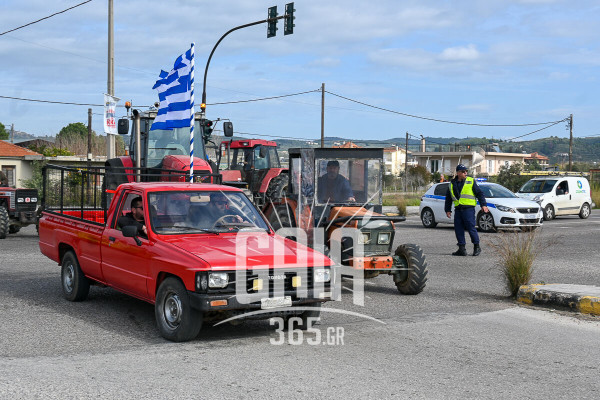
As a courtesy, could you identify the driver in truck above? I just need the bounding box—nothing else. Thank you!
[209,192,243,224]
[117,197,147,237]
[317,160,356,203]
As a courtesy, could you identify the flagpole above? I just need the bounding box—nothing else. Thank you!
[189,43,195,183]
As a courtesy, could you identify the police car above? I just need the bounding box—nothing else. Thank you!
[419,181,543,232]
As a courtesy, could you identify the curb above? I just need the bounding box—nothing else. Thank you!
[517,284,600,316]
[382,206,419,217]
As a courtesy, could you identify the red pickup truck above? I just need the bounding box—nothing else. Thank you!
[39,166,332,342]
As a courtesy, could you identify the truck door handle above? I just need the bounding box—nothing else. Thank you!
[109,236,116,242]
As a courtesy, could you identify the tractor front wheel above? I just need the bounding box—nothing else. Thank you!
[0,206,9,239]
[392,244,428,295]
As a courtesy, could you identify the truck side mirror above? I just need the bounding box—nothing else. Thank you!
[122,225,142,246]
[223,122,233,137]
[117,119,129,135]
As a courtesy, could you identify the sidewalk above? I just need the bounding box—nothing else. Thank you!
[382,206,419,216]
[517,284,600,316]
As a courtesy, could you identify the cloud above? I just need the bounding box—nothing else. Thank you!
[439,44,480,62]
[306,57,341,68]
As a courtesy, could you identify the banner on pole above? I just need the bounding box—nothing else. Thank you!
[104,94,120,135]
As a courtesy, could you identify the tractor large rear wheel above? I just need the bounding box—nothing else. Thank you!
[0,206,9,239]
[265,174,288,205]
[268,204,295,232]
[393,244,428,295]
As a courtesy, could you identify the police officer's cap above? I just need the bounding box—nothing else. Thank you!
[456,164,468,172]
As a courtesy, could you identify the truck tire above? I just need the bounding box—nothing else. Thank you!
[393,244,428,295]
[155,277,202,342]
[579,203,591,219]
[61,251,90,302]
[0,206,8,239]
[265,174,288,204]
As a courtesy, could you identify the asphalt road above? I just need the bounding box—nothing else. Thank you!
[1,214,599,399]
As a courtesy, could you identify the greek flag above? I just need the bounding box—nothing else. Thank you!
[150,46,195,131]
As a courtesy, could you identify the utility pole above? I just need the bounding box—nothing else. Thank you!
[10,123,14,143]
[88,108,92,169]
[568,114,573,171]
[321,83,325,148]
[404,132,409,192]
[106,0,115,159]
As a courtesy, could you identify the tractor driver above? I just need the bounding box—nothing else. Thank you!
[317,160,356,203]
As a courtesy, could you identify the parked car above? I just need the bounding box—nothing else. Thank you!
[420,182,543,232]
[516,176,592,220]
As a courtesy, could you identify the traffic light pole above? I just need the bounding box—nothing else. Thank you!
[200,12,291,117]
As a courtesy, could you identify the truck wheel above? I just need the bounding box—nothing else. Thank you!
[543,204,555,221]
[579,203,591,219]
[0,206,8,239]
[155,277,202,342]
[393,244,428,295]
[265,174,289,204]
[477,212,496,233]
[61,251,90,302]
[9,225,21,234]
[420,208,437,228]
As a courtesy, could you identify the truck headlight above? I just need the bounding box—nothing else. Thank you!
[208,272,229,288]
[496,205,515,213]
[378,232,391,245]
[314,268,331,283]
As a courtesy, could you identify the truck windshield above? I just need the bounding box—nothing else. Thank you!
[147,122,206,167]
[518,179,557,194]
[315,158,381,205]
[148,190,269,234]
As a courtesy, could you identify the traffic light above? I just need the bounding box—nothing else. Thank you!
[267,6,278,38]
[284,3,295,35]
[200,119,213,142]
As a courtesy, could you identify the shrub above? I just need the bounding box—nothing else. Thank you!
[489,229,546,297]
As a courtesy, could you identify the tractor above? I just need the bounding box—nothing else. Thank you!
[216,139,288,207]
[105,106,229,196]
[0,186,39,239]
[263,147,428,295]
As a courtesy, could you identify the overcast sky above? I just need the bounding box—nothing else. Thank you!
[1,0,599,143]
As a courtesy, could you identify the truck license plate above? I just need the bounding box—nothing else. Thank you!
[261,296,292,310]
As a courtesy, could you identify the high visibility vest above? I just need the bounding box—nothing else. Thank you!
[450,176,477,207]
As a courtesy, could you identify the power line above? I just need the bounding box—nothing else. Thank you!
[326,90,566,127]
[507,119,568,141]
[206,89,320,106]
[0,1,93,37]
[0,95,102,107]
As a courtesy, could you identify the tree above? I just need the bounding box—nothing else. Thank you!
[0,122,7,140]
[495,163,529,192]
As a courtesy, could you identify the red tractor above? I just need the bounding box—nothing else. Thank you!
[217,139,288,207]
[0,185,39,239]
[104,108,229,197]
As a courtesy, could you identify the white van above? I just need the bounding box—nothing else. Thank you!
[516,176,592,220]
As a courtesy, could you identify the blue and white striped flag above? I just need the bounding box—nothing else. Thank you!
[150,46,194,131]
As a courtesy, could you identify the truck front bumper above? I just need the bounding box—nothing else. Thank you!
[188,290,330,313]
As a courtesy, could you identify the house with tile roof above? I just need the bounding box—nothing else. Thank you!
[0,141,43,187]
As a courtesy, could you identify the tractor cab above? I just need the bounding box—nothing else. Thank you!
[218,139,287,207]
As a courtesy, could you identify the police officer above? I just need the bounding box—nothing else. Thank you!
[444,164,488,256]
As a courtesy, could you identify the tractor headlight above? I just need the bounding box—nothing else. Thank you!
[314,268,331,283]
[378,232,391,245]
[358,232,370,244]
[496,205,515,213]
[208,272,229,288]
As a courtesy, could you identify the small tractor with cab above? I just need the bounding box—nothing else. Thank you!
[0,185,39,239]
[263,147,428,295]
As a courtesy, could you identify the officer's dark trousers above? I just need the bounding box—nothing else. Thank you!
[453,206,479,246]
